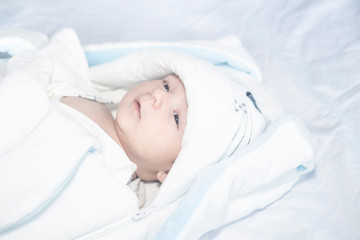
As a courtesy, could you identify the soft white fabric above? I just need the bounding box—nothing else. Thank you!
[0,29,138,239]
[0,29,48,75]
[0,50,51,155]
[42,28,99,100]
[41,28,137,183]
[83,31,313,239]
[1,1,359,239]
[54,101,137,185]
[0,109,97,232]
[0,29,314,240]
[0,29,48,56]
[89,48,269,209]
[154,116,314,239]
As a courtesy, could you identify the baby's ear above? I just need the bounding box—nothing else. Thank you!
[156,171,168,183]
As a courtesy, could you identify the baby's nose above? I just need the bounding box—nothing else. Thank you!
[151,88,166,108]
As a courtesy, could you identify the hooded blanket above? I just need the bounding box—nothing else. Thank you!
[0,28,314,240]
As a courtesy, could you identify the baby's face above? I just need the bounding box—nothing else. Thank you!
[115,74,188,181]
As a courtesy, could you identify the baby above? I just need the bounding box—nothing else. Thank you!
[0,30,271,238]
[60,73,188,183]
[52,44,268,209]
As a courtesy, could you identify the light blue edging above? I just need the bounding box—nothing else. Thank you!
[153,115,313,240]
[85,46,256,78]
[0,147,97,235]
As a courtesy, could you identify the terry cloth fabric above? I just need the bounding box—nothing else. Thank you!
[89,48,268,209]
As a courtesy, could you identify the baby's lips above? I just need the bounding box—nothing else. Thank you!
[134,99,141,118]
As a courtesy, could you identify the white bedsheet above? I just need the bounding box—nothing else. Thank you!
[0,0,359,239]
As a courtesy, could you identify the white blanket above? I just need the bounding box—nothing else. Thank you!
[0,29,314,240]
[0,30,138,239]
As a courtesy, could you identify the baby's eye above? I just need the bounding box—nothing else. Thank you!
[163,80,170,92]
[174,112,179,125]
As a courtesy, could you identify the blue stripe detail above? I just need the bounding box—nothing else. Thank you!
[0,146,97,235]
[297,165,306,172]
[154,115,311,240]
[85,46,256,78]
[154,160,233,239]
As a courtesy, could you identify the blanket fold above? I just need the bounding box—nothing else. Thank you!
[0,110,99,234]
[0,28,314,240]
[154,116,314,240]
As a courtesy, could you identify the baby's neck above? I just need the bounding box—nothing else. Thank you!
[60,96,123,147]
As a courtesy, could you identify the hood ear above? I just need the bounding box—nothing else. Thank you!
[156,171,168,183]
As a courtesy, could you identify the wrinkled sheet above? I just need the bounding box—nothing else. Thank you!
[0,0,359,239]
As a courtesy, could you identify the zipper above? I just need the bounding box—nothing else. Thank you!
[74,207,155,240]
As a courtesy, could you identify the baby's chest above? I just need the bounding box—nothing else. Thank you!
[60,97,118,141]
